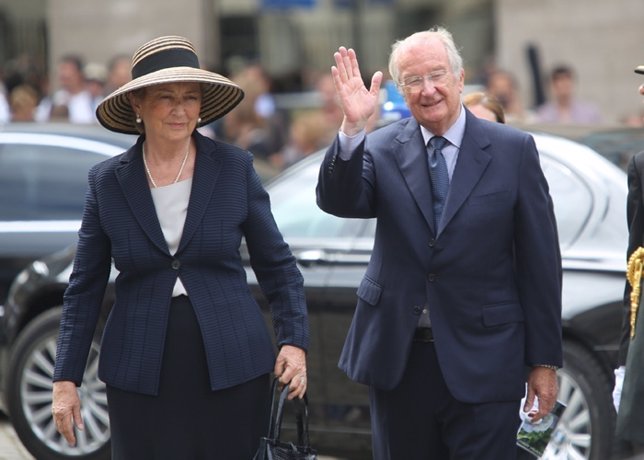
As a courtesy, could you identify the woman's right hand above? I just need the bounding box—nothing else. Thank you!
[331,46,383,136]
[52,380,84,446]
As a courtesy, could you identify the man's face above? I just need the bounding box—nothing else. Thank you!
[58,61,84,93]
[397,37,464,135]
[551,74,574,102]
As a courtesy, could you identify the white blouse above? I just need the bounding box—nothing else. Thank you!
[149,178,192,297]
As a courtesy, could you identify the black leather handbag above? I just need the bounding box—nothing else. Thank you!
[253,379,317,460]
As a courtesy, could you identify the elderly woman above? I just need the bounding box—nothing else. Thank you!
[462,91,506,124]
[51,36,308,460]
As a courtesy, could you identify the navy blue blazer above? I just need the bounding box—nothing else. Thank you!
[54,131,308,395]
[316,110,562,404]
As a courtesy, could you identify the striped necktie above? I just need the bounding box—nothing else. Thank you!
[428,136,450,229]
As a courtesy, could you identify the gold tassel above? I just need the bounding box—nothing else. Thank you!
[626,247,644,339]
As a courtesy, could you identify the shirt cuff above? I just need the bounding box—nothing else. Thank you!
[533,364,560,371]
[338,130,366,161]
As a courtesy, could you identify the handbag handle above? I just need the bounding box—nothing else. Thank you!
[266,378,312,448]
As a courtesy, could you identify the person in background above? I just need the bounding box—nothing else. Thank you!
[51,35,309,460]
[612,63,644,460]
[315,73,346,135]
[485,68,535,123]
[536,65,602,125]
[217,64,286,169]
[280,73,361,169]
[83,62,107,114]
[316,26,562,460]
[8,84,38,122]
[463,91,505,123]
[280,110,330,168]
[50,54,95,123]
[104,54,132,95]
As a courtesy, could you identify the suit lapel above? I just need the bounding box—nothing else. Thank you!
[115,139,169,254]
[394,120,436,233]
[439,114,492,234]
[177,132,221,253]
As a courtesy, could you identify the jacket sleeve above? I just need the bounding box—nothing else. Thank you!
[619,153,644,365]
[514,134,563,368]
[54,165,112,384]
[316,135,377,219]
[242,157,309,352]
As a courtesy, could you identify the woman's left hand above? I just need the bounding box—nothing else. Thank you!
[274,345,307,399]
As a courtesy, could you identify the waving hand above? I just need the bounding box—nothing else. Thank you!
[331,47,383,136]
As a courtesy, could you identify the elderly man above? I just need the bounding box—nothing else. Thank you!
[316,26,562,460]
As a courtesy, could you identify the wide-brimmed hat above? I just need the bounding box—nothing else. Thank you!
[96,35,244,134]
[635,65,644,75]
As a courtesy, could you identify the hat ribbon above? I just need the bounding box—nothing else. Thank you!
[132,48,200,79]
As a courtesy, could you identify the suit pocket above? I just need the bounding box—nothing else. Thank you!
[357,276,382,306]
[467,190,511,206]
[482,302,524,326]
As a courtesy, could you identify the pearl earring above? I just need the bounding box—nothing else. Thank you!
[136,114,142,124]
[197,117,202,124]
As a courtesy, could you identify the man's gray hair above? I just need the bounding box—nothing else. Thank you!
[388,26,464,86]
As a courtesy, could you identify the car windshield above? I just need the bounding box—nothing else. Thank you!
[267,133,626,258]
[269,156,367,239]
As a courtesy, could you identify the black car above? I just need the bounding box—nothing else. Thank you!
[0,123,134,310]
[2,131,628,460]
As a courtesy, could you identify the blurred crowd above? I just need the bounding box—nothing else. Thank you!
[2,51,644,178]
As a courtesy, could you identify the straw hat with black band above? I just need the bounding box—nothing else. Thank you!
[96,35,244,134]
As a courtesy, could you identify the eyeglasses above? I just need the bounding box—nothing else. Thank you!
[400,70,451,93]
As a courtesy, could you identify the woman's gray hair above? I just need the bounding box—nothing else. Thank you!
[388,26,464,86]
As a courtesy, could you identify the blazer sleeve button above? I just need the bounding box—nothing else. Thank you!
[171,259,181,270]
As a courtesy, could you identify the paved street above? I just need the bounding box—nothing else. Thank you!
[0,414,342,460]
[0,415,34,460]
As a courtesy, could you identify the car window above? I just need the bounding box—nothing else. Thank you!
[269,150,592,248]
[540,154,591,247]
[269,159,365,238]
[0,144,105,221]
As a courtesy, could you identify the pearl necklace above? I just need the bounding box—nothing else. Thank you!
[142,142,190,188]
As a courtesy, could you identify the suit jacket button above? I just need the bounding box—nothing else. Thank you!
[428,239,436,248]
[171,259,181,270]
[413,305,422,314]
[428,273,436,282]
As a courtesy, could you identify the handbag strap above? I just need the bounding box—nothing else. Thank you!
[266,378,282,438]
[295,394,311,447]
[267,379,313,448]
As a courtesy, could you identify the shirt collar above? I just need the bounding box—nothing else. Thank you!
[420,105,466,148]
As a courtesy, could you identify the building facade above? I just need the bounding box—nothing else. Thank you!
[0,0,642,123]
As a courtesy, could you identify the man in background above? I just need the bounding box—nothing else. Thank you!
[536,65,602,125]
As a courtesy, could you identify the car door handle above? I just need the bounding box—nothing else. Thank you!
[296,249,329,267]
[295,249,370,267]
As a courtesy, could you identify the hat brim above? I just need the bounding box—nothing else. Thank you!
[96,67,244,134]
[635,65,644,75]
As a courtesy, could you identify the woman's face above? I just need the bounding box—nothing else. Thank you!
[467,103,498,123]
[131,82,202,142]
